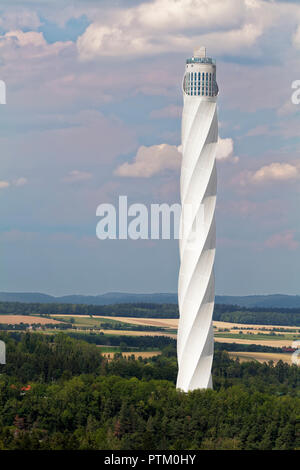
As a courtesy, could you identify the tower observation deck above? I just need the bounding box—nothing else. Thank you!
[183,47,218,97]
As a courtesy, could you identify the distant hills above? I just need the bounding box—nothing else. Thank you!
[216,294,300,309]
[0,292,178,305]
[1,291,300,308]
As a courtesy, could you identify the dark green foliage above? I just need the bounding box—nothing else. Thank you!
[214,342,283,353]
[213,308,300,326]
[0,301,179,318]
[0,332,299,450]
[67,332,175,349]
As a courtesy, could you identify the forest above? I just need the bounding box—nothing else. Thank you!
[0,331,299,450]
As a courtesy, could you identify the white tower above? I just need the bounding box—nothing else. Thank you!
[176,47,219,392]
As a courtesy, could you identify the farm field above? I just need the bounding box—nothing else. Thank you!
[0,315,60,325]
[216,328,299,336]
[51,315,300,333]
[49,315,167,331]
[93,329,177,338]
[51,314,178,329]
[101,351,162,359]
[95,316,178,328]
[228,351,295,365]
[57,316,123,324]
[215,337,295,348]
[214,332,300,341]
[1,313,298,359]
[49,315,298,345]
[213,321,300,331]
[50,315,134,327]
[89,329,295,347]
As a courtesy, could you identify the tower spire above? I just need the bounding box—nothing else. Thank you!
[193,46,206,58]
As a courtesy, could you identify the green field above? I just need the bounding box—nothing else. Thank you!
[214,332,300,341]
[53,316,127,326]
[97,346,123,353]
[52,315,150,330]
[51,315,164,331]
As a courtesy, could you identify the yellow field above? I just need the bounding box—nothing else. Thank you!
[2,313,298,367]
[99,317,178,328]
[0,315,61,325]
[49,314,298,347]
[228,351,294,365]
[52,314,178,329]
[101,351,162,359]
[51,315,299,333]
[214,320,299,332]
[215,337,294,348]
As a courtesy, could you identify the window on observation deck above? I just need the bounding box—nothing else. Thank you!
[183,71,218,96]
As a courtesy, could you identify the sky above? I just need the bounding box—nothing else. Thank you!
[0,0,300,296]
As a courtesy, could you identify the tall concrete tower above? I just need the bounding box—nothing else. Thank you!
[176,47,219,392]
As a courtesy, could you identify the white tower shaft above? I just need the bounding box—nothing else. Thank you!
[176,49,218,392]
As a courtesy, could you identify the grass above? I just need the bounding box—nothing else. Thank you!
[97,346,121,353]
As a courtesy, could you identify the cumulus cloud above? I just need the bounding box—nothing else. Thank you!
[251,162,299,183]
[233,161,300,187]
[115,143,181,178]
[115,135,237,178]
[0,30,73,60]
[4,30,45,47]
[76,0,272,60]
[62,170,93,183]
[216,137,238,162]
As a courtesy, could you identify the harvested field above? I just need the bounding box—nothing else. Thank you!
[217,328,297,336]
[32,314,299,349]
[0,315,61,325]
[214,321,299,331]
[228,351,294,365]
[52,315,179,329]
[214,337,294,348]
[98,317,178,328]
[51,315,299,332]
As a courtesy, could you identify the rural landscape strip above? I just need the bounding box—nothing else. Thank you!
[0,301,299,365]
